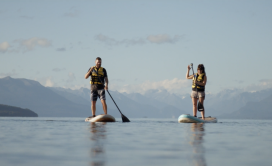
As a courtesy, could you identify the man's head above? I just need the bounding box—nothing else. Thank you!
[95,57,102,68]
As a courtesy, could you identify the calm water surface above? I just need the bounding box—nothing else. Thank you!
[1,117,272,166]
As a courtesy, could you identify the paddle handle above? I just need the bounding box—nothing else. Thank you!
[191,63,195,75]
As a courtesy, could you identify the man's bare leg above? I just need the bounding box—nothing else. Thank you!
[101,99,107,114]
[91,101,96,116]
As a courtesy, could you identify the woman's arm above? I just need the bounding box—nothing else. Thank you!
[195,75,207,86]
[186,65,194,79]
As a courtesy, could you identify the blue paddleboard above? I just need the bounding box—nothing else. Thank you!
[178,114,217,123]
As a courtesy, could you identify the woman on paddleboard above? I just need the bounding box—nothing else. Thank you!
[186,64,207,120]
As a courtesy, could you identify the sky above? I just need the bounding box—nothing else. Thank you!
[1,0,272,95]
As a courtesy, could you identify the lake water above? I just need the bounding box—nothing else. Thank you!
[1,117,272,166]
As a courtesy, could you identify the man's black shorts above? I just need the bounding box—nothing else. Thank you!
[91,89,106,101]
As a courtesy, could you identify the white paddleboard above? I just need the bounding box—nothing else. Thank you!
[178,114,217,123]
[85,114,116,122]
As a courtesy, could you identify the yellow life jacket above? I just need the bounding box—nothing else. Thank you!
[90,66,104,85]
[192,73,205,90]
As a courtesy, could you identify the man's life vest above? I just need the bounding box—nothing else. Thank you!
[192,73,205,91]
[90,66,104,85]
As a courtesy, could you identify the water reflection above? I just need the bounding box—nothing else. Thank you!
[188,123,206,166]
[89,122,107,166]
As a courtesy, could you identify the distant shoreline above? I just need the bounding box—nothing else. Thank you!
[0,104,38,117]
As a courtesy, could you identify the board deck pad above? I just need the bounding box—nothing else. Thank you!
[178,114,217,123]
[85,114,116,122]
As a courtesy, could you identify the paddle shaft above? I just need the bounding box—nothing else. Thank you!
[105,90,123,115]
[191,64,197,93]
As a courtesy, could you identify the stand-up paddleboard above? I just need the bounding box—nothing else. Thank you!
[178,114,217,123]
[85,114,116,122]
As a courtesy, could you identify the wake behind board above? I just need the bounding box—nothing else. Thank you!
[85,114,116,122]
[178,114,217,123]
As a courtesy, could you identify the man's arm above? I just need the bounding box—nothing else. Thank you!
[104,77,109,90]
[85,67,94,79]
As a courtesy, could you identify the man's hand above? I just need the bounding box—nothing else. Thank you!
[85,67,94,79]
[90,67,94,72]
[104,85,108,90]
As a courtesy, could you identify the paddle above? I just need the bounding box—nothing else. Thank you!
[90,68,130,122]
[106,89,130,122]
[190,63,204,112]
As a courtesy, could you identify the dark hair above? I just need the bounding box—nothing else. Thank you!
[96,57,102,61]
[197,64,205,74]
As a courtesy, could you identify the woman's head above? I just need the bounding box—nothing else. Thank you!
[197,64,205,74]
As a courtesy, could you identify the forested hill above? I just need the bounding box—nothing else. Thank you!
[0,104,38,117]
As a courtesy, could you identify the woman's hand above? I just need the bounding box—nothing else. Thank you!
[187,65,191,70]
[194,80,199,85]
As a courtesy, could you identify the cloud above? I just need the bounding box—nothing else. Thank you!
[56,47,66,51]
[111,78,191,95]
[0,42,10,53]
[18,37,51,51]
[20,16,34,19]
[34,77,57,87]
[67,72,76,83]
[52,68,66,72]
[95,34,145,46]
[45,78,54,87]
[95,34,184,46]
[147,34,183,44]
[259,79,272,85]
[243,79,272,92]
[1,38,52,53]
[64,7,79,17]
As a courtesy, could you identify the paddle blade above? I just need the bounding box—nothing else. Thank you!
[121,114,130,122]
[198,102,204,112]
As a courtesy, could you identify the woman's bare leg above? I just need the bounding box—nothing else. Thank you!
[192,97,198,117]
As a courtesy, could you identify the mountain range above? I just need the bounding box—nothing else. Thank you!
[0,76,271,119]
[0,77,92,117]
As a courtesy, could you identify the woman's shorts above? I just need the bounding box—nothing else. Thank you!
[191,91,205,99]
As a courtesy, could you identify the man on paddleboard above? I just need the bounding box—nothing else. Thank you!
[85,57,108,117]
